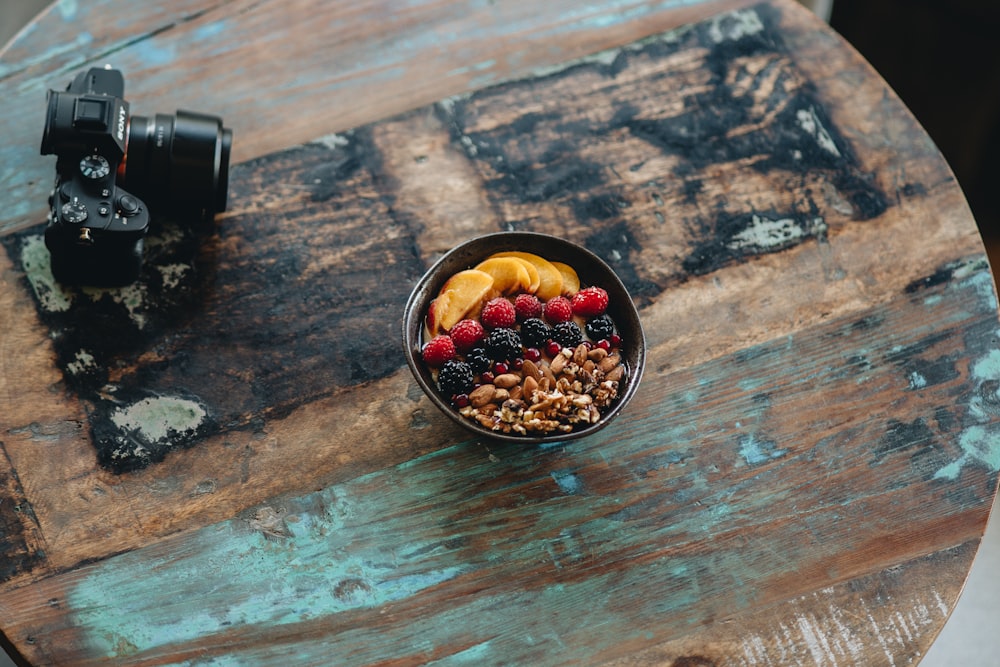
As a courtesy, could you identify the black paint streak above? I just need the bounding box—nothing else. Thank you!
[438,3,891,293]
[583,222,660,302]
[3,129,426,473]
[873,418,936,463]
[0,448,45,582]
[905,265,955,293]
[681,209,825,276]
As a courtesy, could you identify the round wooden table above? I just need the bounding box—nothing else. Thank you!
[2,1,998,664]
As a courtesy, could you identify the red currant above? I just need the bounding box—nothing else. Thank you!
[494,361,509,375]
[545,340,562,357]
[524,347,542,362]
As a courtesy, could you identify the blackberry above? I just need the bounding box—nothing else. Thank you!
[486,327,521,361]
[437,360,473,397]
[520,317,550,347]
[551,321,583,348]
[585,314,615,342]
[465,347,492,374]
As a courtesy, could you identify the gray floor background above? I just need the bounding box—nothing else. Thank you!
[2,1,998,665]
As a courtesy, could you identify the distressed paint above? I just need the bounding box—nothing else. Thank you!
[110,396,207,444]
[2,1,998,664]
[61,261,998,662]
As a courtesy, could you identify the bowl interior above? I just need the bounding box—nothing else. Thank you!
[403,232,645,443]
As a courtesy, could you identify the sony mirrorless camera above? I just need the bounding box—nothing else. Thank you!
[41,67,232,285]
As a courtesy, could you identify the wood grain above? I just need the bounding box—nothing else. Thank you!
[0,0,997,665]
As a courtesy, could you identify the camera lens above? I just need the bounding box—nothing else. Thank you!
[122,110,232,214]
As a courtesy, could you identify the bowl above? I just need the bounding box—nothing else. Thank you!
[402,232,645,443]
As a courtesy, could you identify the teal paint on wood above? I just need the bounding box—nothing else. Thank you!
[65,262,1000,664]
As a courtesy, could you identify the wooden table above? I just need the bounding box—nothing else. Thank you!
[1,0,998,664]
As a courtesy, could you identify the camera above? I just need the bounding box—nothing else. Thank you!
[41,66,232,286]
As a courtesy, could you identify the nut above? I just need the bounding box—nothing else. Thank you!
[522,359,542,381]
[605,364,625,383]
[469,384,497,408]
[588,347,609,362]
[494,373,520,389]
[599,352,620,373]
[523,375,539,398]
[550,354,567,375]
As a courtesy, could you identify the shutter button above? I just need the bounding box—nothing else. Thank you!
[118,194,141,216]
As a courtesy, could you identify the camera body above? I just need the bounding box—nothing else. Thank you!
[41,67,231,286]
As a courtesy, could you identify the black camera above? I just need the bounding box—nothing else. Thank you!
[41,67,232,286]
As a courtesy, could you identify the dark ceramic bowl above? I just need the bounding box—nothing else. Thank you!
[403,232,645,443]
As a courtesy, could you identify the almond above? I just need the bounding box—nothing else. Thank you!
[494,373,520,389]
[599,353,620,373]
[550,354,567,375]
[521,359,542,381]
[605,364,625,382]
[469,384,496,408]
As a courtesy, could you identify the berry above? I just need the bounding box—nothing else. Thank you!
[572,286,609,317]
[481,297,517,329]
[552,321,584,348]
[422,335,456,367]
[545,340,562,357]
[438,359,474,397]
[514,293,543,321]
[524,347,542,362]
[450,319,485,353]
[494,361,510,375]
[486,327,521,361]
[466,347,492,374]
[520,317,550,347]
[543,296,574,324]
[610,333,622,348]
[453,394,470,408]
[585,314,615,342]
[596,339,612,351]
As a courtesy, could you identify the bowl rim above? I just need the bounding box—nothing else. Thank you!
[402,231,646,443]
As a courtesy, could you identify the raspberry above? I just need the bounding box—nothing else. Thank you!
[481,297,517,329]
[422,335,456,367]
[585,314,615,342]
[514,293,543,321]
[520,317,550,348]
[543,296,573,324]
[438,359,473,397]
[486,327,521,361]
[552,321,583,348]
[571,286,609,317]
[449,318,485,353]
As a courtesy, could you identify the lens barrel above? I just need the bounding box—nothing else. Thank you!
[123,110,232,214]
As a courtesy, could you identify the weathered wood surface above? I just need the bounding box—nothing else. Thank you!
[0,0,998,665]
